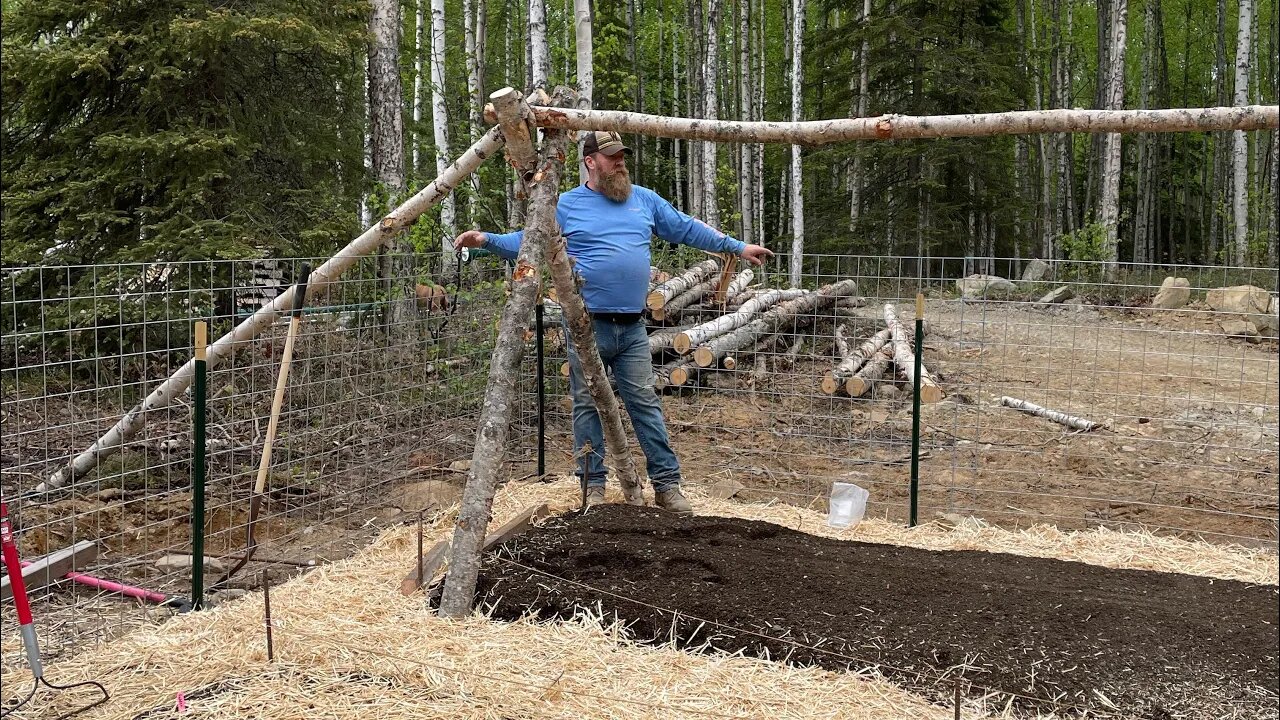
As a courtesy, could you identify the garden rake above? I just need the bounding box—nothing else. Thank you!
[1,501,109,720]
[212,265,309,590]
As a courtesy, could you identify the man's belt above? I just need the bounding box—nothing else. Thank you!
[589,312,644,324]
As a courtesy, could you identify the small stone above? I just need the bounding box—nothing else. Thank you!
[709,478,745,500]
[1033,285,1075,308]
[1121,445,1137,452]
[1220,318,1260,341]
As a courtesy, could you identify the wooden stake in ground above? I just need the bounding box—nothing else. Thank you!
[999,396,1103,431]
[646,259,720,310]
[439,98,559,618]
[884,303,944,403]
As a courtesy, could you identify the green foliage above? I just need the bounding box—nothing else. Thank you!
[1,0,369,267]
[1060,222,1110,263]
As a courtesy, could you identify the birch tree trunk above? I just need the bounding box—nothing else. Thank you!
[737,0,753,244]
[752,0,765,249]
[529,0,550,89]
[1097,0,1128,281]
[850,0,870,231]
[789,0,806,288]
[688,1,704,219]
[370,0,408,325]
[1209,0,1229,260]
[574,0,593,184]
[37,129,506,493]
[464,0,483,222]
[437,134,560,619]
[1232,0,1255,264]
[412,0,425,177]
[702,0,722,227]
[430,0,457,260]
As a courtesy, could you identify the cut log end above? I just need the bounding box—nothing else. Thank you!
[646,290,666,310]
[651,308,667,322]
[559,361,570,377]
[670,367,692,386]
[673,333,693,355]
[847,377,871,397]
[821,374,842,395]
[722,357,738,371]
[920,385,945,404]
[693,347,715,368]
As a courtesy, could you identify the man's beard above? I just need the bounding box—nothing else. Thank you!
[598,165,632,202]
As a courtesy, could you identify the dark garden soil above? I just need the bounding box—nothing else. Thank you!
[473,505,1280,719]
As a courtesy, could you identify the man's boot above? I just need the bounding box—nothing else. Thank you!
[654,487,692,513]
[622,484,645,506]
[584,486,607,508]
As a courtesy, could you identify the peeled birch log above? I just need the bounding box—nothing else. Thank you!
[999,396,1103,431]
[529,105,1279,145]
[694,280,858,368]
[846,348,895,397]
[439,127,554,618]
[822,327,891,394]
[675,288,809,354]
[36,127,507,494]
[884,303,945,404]
[646,259,720,310]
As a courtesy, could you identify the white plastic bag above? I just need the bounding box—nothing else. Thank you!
[827,482,869,529]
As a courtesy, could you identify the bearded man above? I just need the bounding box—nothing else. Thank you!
[453,130,772,512]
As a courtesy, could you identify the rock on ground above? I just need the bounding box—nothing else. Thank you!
[956,274,1016,298]
[1206,285,1270,314]
[1034,286,1075,308]
[1151,277,1191,309]
[1220,318,1261,342]
[1020,258,1049,282]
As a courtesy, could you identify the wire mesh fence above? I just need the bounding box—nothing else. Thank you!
[2,250,1277,667]
[1,254,512,659]
[539,253,1279,547]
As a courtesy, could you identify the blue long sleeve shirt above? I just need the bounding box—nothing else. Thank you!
[483,184,747,313]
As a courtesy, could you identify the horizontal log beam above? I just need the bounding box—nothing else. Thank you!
[526,106,1278,146]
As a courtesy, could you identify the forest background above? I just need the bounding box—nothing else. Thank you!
[3,0,1277,277]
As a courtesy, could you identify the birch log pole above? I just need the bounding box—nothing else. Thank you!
[646,259,720,309]
[693,280,857,367]
[648,324,695,353]
[544,245,645,508]
[846,348,894,397]
[999,396,1103,431]
[652,278,715,321]
[884,303,944,404]
[822,326,890,394]
[526,106,1278,145]
[438,136,562,619]
[35,128,505,495]
[674,288,807,353]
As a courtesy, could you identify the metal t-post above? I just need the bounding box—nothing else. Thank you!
[191,321,207,610]
[909,293,924,527]
[535,300,546,476]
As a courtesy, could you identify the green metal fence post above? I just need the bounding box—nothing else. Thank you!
[909,293,924,527]
[191,321,207,609]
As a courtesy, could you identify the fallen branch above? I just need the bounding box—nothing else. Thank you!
[999,396,1104,431]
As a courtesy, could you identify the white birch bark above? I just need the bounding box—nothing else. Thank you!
[529,0,550,89]
[412,0,425,177]
[437,132,561,618]
[672,24,684,212]
[752,0,764,246]
[737,0,753,244]
[702,0,722,227]
[37,129,506,493]
[788,0,806,288]
[525,106,1278,144]
[674,288,808,353]
[430,0,457,258]
[463,0,482,222]
[884,303,943,403]
[851,0,870,229]
[693,280,856,368]
[1097,0,1127,281]
[831,327,891,380]
[574,0,593,184]
[646,258,721,309]
[845,348,894,397]
[1231,0,1254,264]
[999,397,1102,431]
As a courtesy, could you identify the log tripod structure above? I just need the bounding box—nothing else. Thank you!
[27,95,1278,613]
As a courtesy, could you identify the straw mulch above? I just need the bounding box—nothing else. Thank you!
[2,478,1275,720]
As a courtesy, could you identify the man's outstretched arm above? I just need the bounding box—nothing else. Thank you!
[649,190,773,266]
[453,229,523,261]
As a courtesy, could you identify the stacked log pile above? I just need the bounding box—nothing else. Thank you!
[547,259,945,402]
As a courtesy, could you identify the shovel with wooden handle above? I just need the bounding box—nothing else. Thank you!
[212,264,310,590]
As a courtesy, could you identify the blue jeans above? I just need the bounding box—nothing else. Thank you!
[564,316,682,492]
